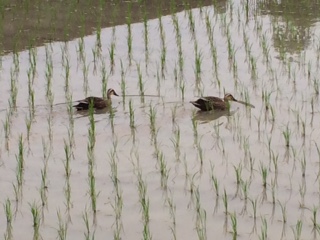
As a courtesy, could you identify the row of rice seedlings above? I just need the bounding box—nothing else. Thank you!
[30,202,41,240]
[109,41,116,75]
[100,58,108,99]
[194,42,203,93]
[165,193,177,239]
[4,198,13,240]
[126,1,133,66]
[15,134,24,198]
[26,52,36,145]
[82,208,94,240]
[63,137,73,212]
[120,60,126,110]
[193,187,207,240]
[157,8,167,79]
[61,43,76,149]
[45,45,54,110]
[39,147,49,208]
[87,105,97,216]
[2,103,14,151]
[170,125,181,162]
[148,104,158,146]
[141,0,149,69]
[185,6,195,40]
[136,166,151,240]
[137,63,145,103]
[57,210,68,240]
[109,139,123,240]
[204,10,220,87]
[82,55,90,97]
[171,12,184,80]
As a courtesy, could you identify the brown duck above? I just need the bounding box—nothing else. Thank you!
[190,93,254,111]
[73,88,119,111]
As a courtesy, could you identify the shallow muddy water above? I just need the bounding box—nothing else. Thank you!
[1,0,320,239]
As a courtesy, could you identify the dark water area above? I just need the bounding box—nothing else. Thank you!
[258,0,320,54]
[2,0,320,55]
[0,0,216,54]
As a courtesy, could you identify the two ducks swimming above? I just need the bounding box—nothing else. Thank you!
[73,89,254,111]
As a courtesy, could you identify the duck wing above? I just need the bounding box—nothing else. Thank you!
[191,96,226,111]
[82,96,104,103]
[73,96,104,110]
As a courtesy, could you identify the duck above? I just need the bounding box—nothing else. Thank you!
[73,88,119,111]
[190,93,254,111]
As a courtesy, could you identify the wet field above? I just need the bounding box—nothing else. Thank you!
[1,0,320,239]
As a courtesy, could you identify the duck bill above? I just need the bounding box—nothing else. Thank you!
[113,92,119,96]
[236,100,255,108]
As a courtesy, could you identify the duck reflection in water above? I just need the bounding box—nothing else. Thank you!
[192,109,237,124]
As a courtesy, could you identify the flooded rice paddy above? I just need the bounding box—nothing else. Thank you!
[1,0,320,239]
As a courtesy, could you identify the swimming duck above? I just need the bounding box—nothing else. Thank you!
[73,88,119,111]
[190,93,254,111]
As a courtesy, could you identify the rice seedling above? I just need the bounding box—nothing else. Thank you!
[222,189,228,215]
[30,202,41,240]
[111,190,123,240]
[4,224,13,240]
[25,115,32,146]
[40,165,48,207]
[230,212,237,240]
[109,138,119,191]
[259,217,268,240]
[234,163,242,187]
[166,193,177,239]
[120,60,126,109]
[82,59,89,97]
[28,88,35,120]
[88,168,97,215]
[241,180,250,203]
[180,81,185,101]
[136,168,151,240]
[137,63,145,102]
[311,207,318,229]
[210,165,220,197]
[279,201,287,223]
[171,12,183,73]
[194,42,202,83]
[194,188,207,240]
[129,99,135,129]
[9,72,18,113]
[292,220,302,240]
[298,179,306,207]
[282,124,291,148]
[260,163,268,189]
[171,126,181,161]
[83,209,93,240]
[4,198,13,225]
[63,139,72,210]
[77,37,85,63]
[3,109,12,151]
[16,134,24,189]
[248,198,257,224]
[126,1,133,65]
[47,115,53,148]
[87,104,98,215]
[186,8,195,39]
[157,150,169,189]
[107,42,115,74]
[99,59,107,96]
[57,210,68,240]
